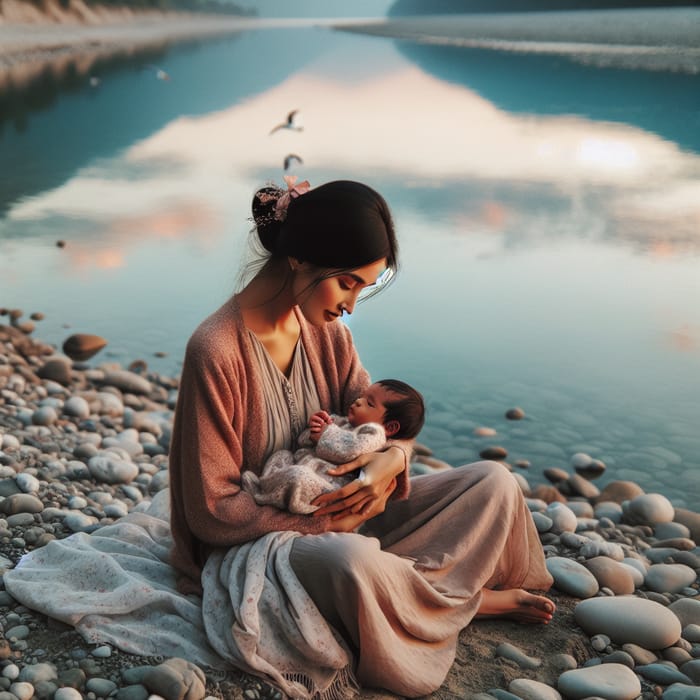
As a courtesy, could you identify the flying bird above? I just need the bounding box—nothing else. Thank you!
[270,110,303,135]
[147,64,171,81]
[284,154,303,171]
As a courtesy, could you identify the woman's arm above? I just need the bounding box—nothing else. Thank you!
[169,328,334,555]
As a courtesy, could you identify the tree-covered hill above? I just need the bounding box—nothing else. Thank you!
[24,0,257,14]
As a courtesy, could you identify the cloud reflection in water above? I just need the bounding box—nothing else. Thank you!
[9,65,699,261]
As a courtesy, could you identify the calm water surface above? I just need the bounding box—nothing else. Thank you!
[1,14,699,504]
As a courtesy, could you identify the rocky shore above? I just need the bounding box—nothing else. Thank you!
[0,315,699,700]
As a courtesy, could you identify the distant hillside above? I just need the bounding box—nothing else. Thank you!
[18,0,257,14]
[389,0,700,14]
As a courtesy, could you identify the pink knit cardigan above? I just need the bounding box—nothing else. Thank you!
[168,297,411,593]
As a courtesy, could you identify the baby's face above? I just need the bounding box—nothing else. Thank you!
[347,383,397,428]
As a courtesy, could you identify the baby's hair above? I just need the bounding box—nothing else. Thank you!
[376,379,425,439]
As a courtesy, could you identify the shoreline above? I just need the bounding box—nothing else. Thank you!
[0,12,253,71]
[0,4,364,72]
[0,320,698,699]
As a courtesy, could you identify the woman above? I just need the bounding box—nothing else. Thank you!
[168,178,554,698]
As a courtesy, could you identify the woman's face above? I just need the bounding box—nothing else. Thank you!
[292,258,388,326]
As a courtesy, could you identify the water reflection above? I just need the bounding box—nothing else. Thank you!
[0,27,337,216]
[9,64,699,257]
[390,40,700,154]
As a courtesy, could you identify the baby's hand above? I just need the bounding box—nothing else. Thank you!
[309,411,332,443]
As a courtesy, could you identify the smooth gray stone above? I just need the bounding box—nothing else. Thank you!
[655,522,691,540]
[496,642,542,670]
[584,557,635,595]
[85,678,118,696]
[579,541,625,561]
[574,596,681,649]
[683,624,700,643]
[662,683,700,700]
[101,370,152,395]
[560,531,590,549]
[645,564,698,594]
[623,493,674,525]
[679,659,700,684]
[602,651,635,669]
[558,664,640,700]
[509,678,561,700]
[17,663,57,683]
[546,502,578,534]
[63,396,90,420]
[0,493,44,515]
[670,599,700,628]
[488,691,523,700]
[621,643,658,665]
[532,512,553,533]
[636,664,693,685]
[88,455,138,484]
[547,556,599,599]
[594,501,623,523]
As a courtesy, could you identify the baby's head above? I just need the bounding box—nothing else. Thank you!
[347,379,425,439]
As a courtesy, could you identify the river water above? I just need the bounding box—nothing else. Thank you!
[1,11,699,505]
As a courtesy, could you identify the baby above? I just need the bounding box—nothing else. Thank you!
[242,379,425,514]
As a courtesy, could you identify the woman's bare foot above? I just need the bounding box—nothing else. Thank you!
[476,588,555,624]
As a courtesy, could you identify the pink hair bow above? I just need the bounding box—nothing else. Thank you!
[275,175,311,221]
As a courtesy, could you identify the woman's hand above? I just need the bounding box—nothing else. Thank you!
[311,446,405,528]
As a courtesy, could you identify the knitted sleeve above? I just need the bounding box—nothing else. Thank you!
[168,311,334,590]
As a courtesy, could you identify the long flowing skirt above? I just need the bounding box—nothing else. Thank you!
[3,462,551,699]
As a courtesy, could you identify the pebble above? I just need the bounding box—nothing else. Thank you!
[37,358,72,386]
[101,370,152,395]
[636,664,693,686]
[143,658,206,700]
[584,557,636,595]
[496,642,542,669]
[669,599,700,628]
[2,323,700,700]
[574,597,682,649]
[546,557,599,598]
[62,334,108,361]
[88,455,138,484]
[545,502,578,534]
[54,689,83,700]
[63,396,91,419]
[86,677,118,696]
[480,446,508,460]
[623,493,675,525]
[644,563,698,593]
[558,663,641,700]
[662,684,700,700]
[509,678,562,700]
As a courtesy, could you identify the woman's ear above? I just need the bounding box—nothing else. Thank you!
[384,420,400,438]
[288,257,307,271]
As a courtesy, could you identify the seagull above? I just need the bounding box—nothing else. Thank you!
[147,64,171,81]
[284,154,303,171]
[270,110,302,135]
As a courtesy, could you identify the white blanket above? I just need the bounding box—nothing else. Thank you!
[3,490,356,700]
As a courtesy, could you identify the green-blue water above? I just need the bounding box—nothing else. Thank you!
[1,12,699,505]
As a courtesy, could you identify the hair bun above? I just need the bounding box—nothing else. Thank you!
[252,186,283,253]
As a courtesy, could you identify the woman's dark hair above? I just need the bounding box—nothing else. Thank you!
[377,379,425,440]
[252,180,398,276]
